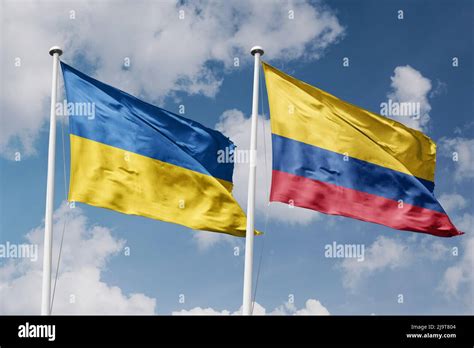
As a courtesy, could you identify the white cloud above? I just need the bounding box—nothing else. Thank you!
[216,109,321,225]
[172,307,231,315]
[385,65,432,131]
[172,298,329,315]
[294,299,330,315]
[454,121,474,136]
[439,193,468,214]
[173,302,267,315]
[0,0,344,158]
[191,230,241,251]
[419,239,450,261]
[336,195,470,298]
[340,236,411,290]
[271,299,330,315]
[0,203,156,314]
[232,302,267,315]
[439,137,474,181]
[438,213,474,309]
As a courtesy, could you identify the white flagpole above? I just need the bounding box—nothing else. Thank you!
[41,46,63,315]
[242,45,264,315]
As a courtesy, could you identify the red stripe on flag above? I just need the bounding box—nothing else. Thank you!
[270,170,463,237]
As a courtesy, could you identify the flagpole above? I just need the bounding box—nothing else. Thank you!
[41,46,62,315]
[242,46,264,315]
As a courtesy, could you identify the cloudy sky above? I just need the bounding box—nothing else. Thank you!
[0,0,472,315]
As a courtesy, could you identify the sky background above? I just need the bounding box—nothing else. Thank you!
[0,0,473,315]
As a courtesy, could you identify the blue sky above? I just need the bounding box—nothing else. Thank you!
[0,0,472,315]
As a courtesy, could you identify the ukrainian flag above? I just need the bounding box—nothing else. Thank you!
[61,62,248,237]
[263,62,462,237]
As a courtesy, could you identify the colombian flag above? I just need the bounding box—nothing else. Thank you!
[263,62,462,237]
[61,62,248,237]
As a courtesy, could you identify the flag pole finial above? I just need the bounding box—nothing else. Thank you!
[49,46,63,56]
[250,46,264,56]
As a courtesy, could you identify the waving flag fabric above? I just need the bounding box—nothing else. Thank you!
[262,62,462,237]
[61,62,248,237]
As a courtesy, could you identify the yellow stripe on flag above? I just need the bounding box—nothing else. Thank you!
[262,62,436,182]
[69,134,248,236]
